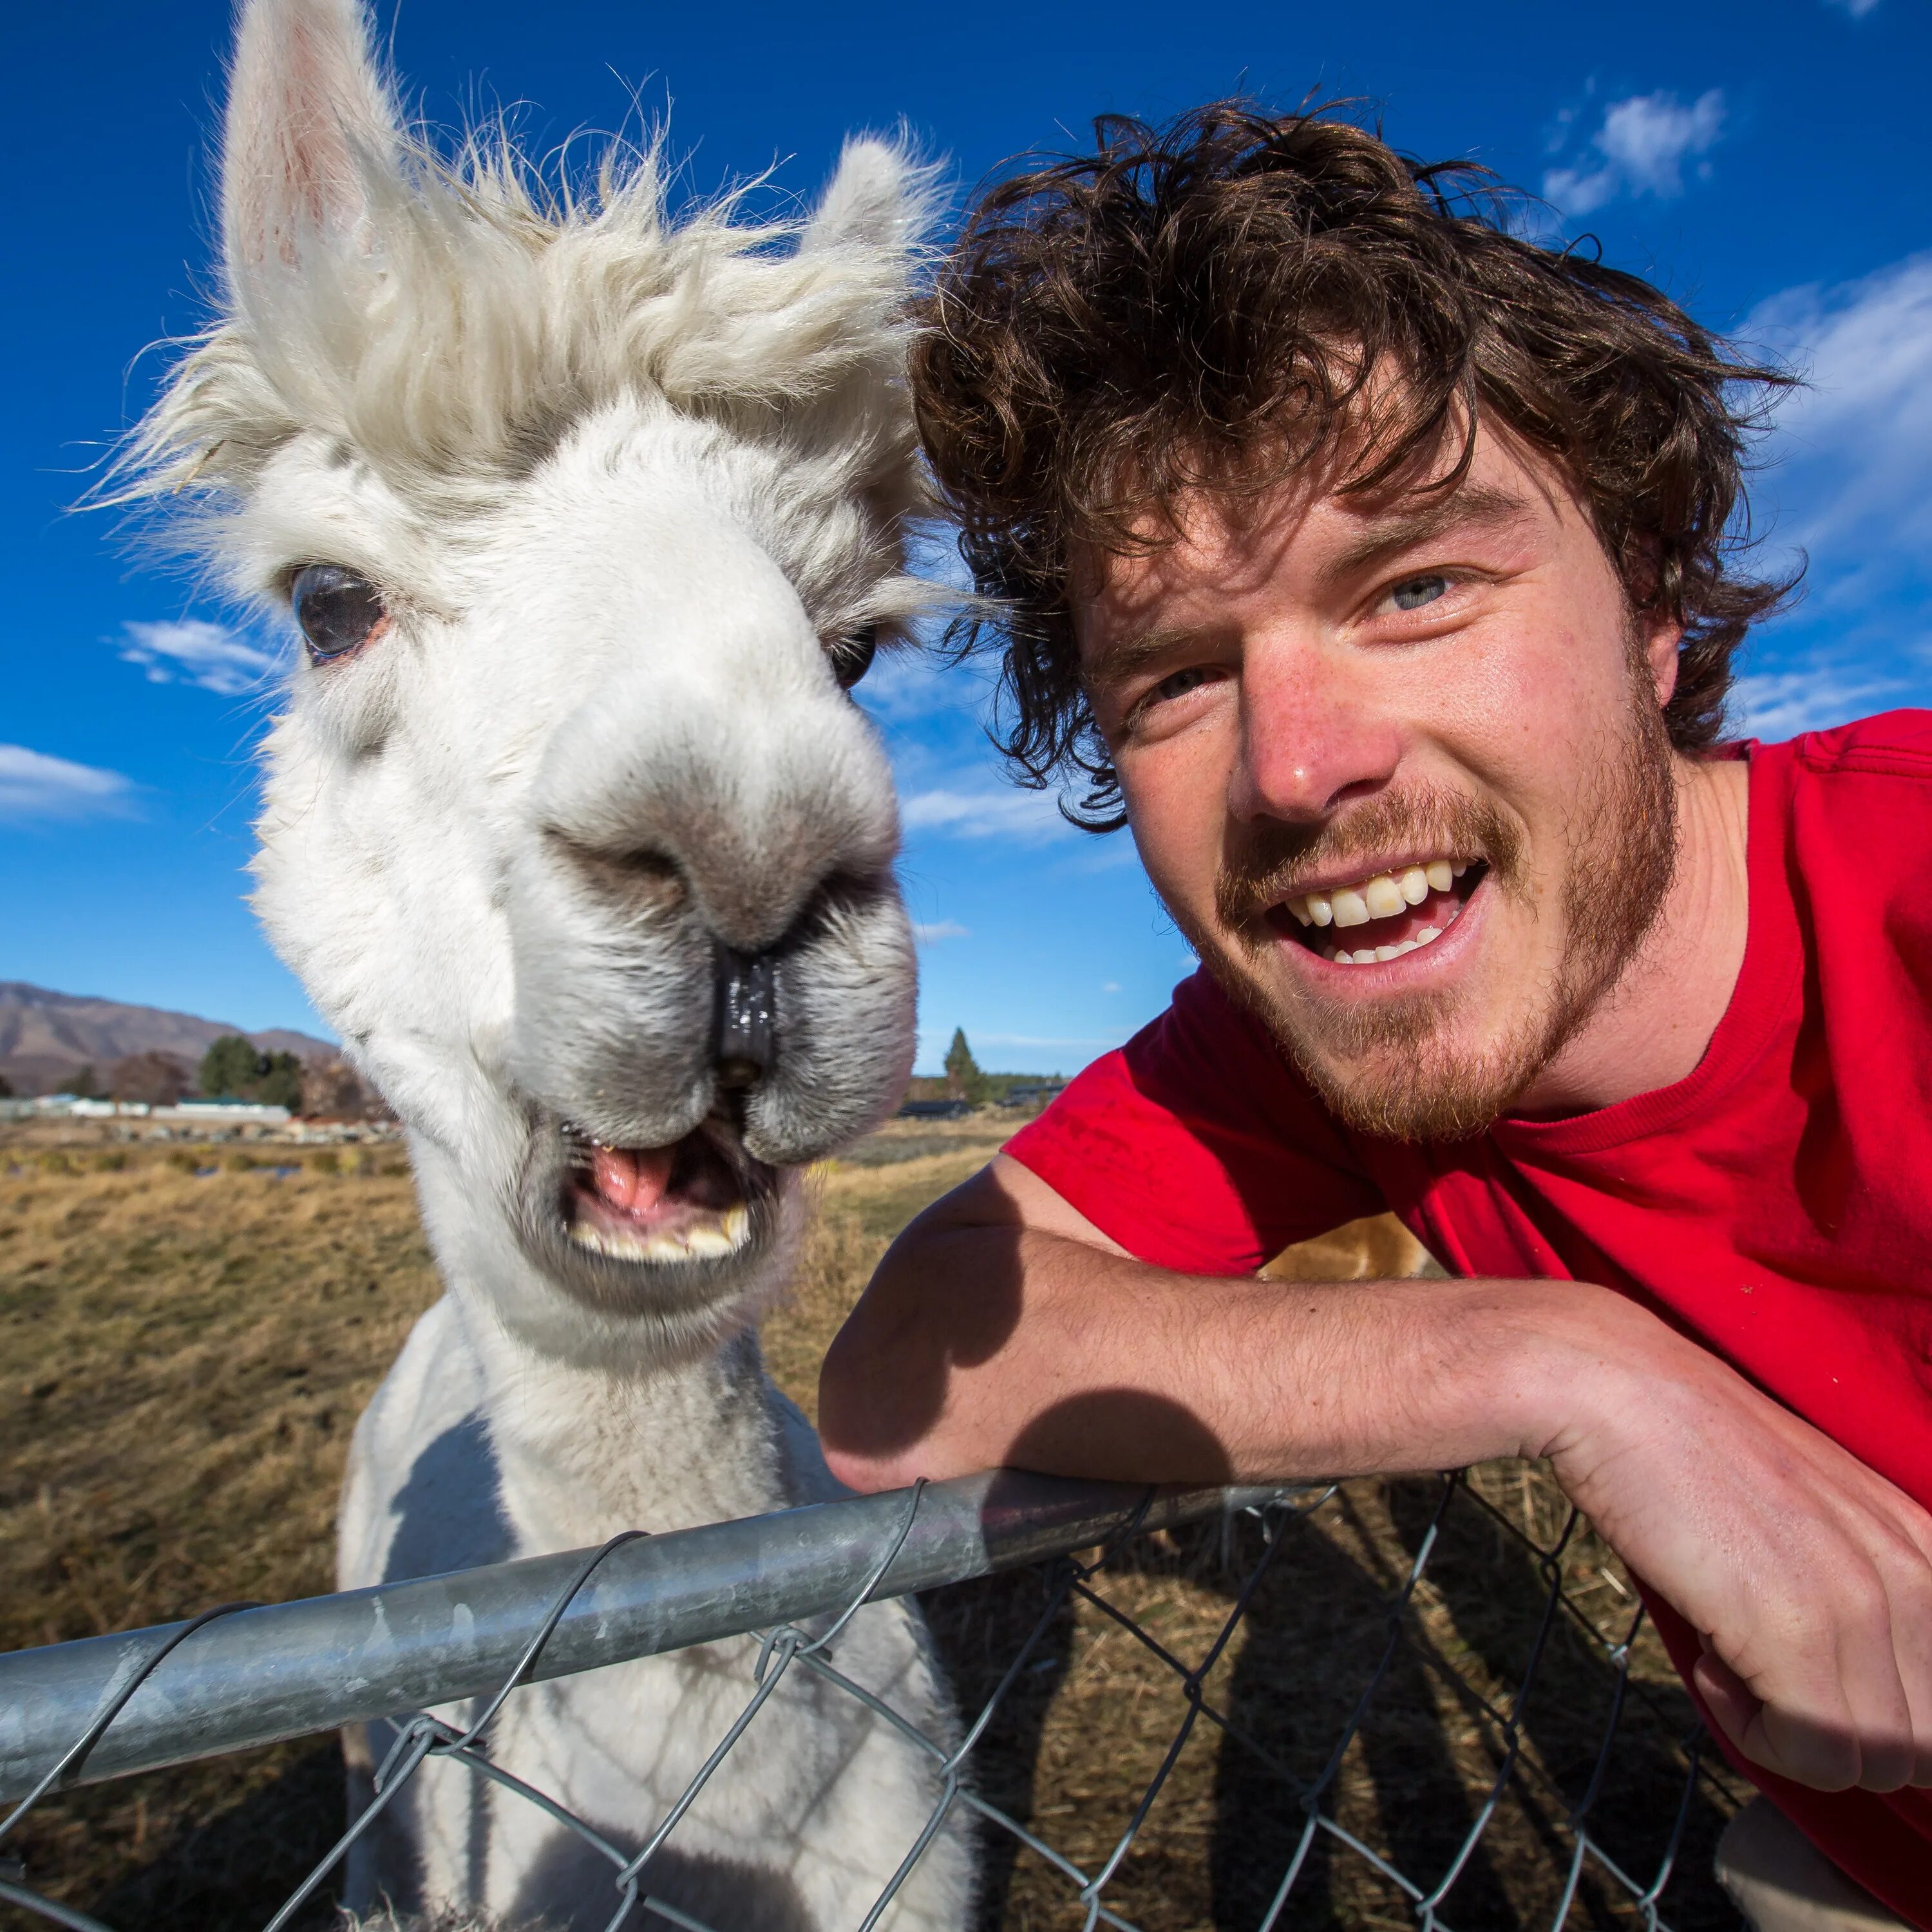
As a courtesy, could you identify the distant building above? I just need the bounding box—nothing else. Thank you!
[997,1083,1066,1110]
[154,1100,292,1125]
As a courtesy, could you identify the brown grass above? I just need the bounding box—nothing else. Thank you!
[0,1126,1745,1931]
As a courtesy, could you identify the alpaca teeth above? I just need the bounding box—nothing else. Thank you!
[567,1204,752,1264]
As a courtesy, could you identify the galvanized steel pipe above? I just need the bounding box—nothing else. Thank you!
[0,1472,1282,1803]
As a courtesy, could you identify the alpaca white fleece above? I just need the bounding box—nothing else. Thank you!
[118,3,972,1926]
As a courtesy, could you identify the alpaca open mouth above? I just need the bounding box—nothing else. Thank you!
[560,1122,761,1265]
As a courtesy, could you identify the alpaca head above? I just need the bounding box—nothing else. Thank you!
[126,0,933,1364]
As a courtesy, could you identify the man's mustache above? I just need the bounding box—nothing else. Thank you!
[1215,786,1525,938]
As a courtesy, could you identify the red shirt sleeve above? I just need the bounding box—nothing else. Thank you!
[1003,969,1385,1274]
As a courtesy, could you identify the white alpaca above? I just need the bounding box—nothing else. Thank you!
[117,3,974,1927]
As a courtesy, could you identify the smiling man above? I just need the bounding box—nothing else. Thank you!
[815,107,1932,1927]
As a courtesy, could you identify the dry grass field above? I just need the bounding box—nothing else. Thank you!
[0,1123,1746,1931]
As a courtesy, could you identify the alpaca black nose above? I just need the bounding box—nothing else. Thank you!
[713,947,777,1088]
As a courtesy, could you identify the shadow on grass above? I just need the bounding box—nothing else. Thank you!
[32,1744,347,1932]
[923,1477,1747,1932]
[1206,1481,1745,1931]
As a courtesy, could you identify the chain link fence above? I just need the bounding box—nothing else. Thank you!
[0,1463,1744,1932]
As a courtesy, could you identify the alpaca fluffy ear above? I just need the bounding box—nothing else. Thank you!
[221,0,404,282]
[802,137,933,254]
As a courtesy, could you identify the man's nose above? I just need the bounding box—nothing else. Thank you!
[1226,636,1402,824]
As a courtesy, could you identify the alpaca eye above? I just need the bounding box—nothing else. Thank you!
[828,625,878,690]
[292,564,390,661]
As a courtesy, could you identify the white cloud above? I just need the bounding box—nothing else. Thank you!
[0,744,134,819]
[1101,981,1122,994]
[1749,253,1932,565]
[1734,251,1932,736]
[1730,668,1905,741]
[1544,89,1726,216]
[902,785,1072,842]
[857,645,990,728]
[913,920,971,944]
[1824,0,1879,16]
[118,618,281,696]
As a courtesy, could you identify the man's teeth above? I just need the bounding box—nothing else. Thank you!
[1284,859,1467,930]
[1326,907,1461,965]
[569,1204,751,1264]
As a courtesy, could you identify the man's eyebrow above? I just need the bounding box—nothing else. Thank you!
[1080,484,1538,687]
[1327,483,1537,580]
[1081,624,1206,690]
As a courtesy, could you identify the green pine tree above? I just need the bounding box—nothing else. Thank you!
[943,1027,986,1103]
[251,1051,305,1111]
[199,1035,259,1099]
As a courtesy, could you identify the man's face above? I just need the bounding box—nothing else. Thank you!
[1075,425,1685,1138]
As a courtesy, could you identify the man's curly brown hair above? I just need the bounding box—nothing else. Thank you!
[912,103,1797,829]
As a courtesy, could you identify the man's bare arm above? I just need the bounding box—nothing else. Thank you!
[819,1156,1932,1798]
[819,1153,1558,1490]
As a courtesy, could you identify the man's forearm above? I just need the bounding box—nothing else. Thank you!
[820,1170,1932,1795]
[818,1213,1621,1493]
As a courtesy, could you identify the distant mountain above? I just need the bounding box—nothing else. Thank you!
[0,982,336,1095]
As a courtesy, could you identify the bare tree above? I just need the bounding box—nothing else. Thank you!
[109,1051,193,1106]
[299,1056,388,1121]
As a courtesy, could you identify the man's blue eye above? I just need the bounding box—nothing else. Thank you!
[1392,574,1450,611]
[1155,667,1209,701]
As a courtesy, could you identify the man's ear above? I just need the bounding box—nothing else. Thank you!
[221,0,404,294]
[1645,614,1685,712]
[1625,538,1682,711]
[802,137,934,256]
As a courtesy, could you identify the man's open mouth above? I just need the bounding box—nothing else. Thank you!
[560,1121,762,1265]
[1267,857,1488,966]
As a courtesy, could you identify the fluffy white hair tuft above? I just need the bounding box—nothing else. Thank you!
[109,0,936,525]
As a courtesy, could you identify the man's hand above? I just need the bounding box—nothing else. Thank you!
[1531,1306,1932,1794]
[820,1155,1932,1795]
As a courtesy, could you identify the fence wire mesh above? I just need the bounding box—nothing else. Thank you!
[0,1463,1746,1932]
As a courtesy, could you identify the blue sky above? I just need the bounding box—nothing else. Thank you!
[5,0,1929,1073]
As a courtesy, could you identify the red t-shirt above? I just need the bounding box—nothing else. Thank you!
[1006,714,1932,1922]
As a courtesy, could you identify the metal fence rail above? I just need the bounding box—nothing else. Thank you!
[0,1466,1736,1932]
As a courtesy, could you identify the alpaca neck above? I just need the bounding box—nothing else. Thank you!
[457,1302,806,1554]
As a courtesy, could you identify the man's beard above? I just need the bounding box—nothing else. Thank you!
[1175,674,1681,1141]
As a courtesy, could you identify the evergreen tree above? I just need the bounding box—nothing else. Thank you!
[199,1034,261,1100]
[196,1036,301,1105]
[251,1051,304,1111]
[943,1027,985,1103]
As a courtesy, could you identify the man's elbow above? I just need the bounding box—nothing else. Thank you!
[819,1325,894,1492]
[817,1306,942,1493]
[820,1437,922,1495]
[817,1183,1023,1492]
